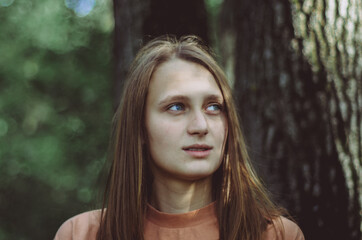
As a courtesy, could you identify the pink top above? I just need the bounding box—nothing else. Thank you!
[54,202,304,240]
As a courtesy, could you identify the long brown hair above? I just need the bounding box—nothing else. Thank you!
[97,35,284,240]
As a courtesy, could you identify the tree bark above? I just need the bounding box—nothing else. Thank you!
[142,0,209,44]
[112,0,147,107]
[113,0,209,106]
[219,0,361,239]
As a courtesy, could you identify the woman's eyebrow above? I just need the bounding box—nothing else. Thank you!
[158,95,189,106]
[204,94,224,103]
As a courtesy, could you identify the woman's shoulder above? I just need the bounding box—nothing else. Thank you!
[54,210,102,240]
[263,216,305,240]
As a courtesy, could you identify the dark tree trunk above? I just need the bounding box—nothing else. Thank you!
[219,0,361,239]
[112,0,146,107]
[113,0,209,106]
[142,0,209,44]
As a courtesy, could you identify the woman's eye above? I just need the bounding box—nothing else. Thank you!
[206,104,222,112]
[168,103,185,112]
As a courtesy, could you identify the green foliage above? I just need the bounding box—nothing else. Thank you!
[0,0,113,239]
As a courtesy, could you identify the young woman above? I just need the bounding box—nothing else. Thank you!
[55,36,304,240]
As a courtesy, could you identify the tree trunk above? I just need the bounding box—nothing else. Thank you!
[142,0,209,44]
[219,0,361,239]
[113,0,209,106]
[112,0,147,107]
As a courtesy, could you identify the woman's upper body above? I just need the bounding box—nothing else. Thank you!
[56,36,305,240]
[54,202,304,240]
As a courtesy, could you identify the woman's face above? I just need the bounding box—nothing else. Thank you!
[145,58,228,181]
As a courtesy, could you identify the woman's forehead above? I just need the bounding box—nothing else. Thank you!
[147,59,223,102]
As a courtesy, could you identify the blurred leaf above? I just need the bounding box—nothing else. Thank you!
[0,0,113,239]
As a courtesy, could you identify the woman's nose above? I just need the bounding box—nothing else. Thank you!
[187,111,208,136]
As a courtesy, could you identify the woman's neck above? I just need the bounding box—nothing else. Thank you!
[149,175,213,214]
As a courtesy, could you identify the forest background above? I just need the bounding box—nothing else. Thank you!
[0,0,360,239]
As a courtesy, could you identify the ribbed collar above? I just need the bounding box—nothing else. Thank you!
[146,202,217,228]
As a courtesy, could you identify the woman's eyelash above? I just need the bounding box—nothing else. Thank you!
[167,103,185,111]
[166,102,224,112]
[207,103,223,111]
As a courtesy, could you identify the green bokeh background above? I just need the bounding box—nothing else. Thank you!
[0,0,113,239]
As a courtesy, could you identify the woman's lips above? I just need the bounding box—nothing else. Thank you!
[182,144,212,158]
